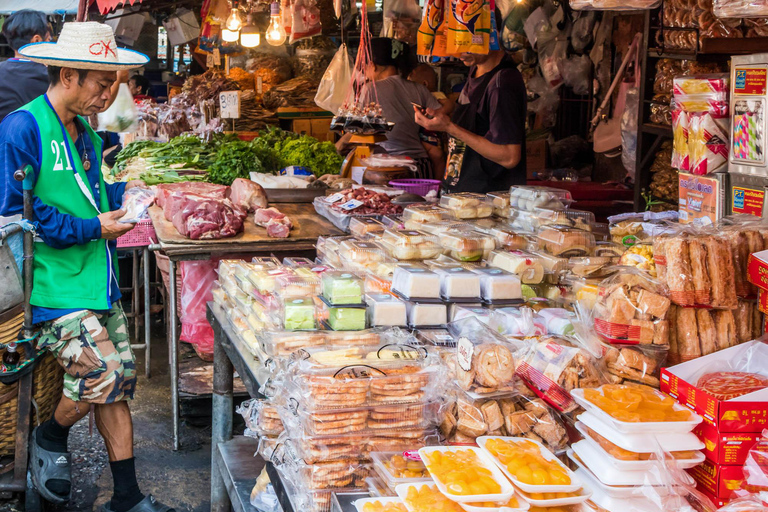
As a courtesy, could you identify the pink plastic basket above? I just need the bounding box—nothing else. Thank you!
[117,219,156,248]
[388,179,441,197]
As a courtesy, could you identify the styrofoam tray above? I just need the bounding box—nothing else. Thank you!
[578,411,705,453]
[395,482,459,512]
[577,469,661,511]
[570,464,641,499]
[574,421,705,470]
[570,388,702,434]
[418,446,515,503]
[571,441,695,487]
[476,436,583,493]
[353,497,406,512]
[517,487,592,507]
[458,491,530,512]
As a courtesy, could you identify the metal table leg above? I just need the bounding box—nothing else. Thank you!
[132,249,140,345]
[143,247,151,378]
[211,322,234,512]
[169,257,180,451]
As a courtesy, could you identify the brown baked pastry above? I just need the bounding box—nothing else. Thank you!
[480,401,504,432]
[668,305,679,365]
[653,320,669,346]
[704,237,737,309]
[637,290,671,320]
[696,309,717,357]
[474,344,515,388]
[713,310,736,351]
[607,288,637,324]
[677,307,701,361]
[664,237,695,306]
[456,400,487,437]
[631,319,655,344]
[688,239,712,306]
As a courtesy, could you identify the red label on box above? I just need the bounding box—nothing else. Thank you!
[694,421,767,465]
[747,250,768,291]
[688,459,746,499]
[734,68,768,95]
[760,289,768,315]
[697,485,732,508]
[732,186,765,216]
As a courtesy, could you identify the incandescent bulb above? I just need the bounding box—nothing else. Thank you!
[225,7,243,31]
[265,2,287,46]
[222,28,240,42]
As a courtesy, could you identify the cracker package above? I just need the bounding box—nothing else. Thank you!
[719,216,768,299]
[438,386,569,453]
[237,398,285,436]
[601,342,668,388]
[654,228,738,308]
[447,317,522,396]
[593,267,672,345]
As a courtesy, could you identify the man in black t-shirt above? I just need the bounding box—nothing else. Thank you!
[0,10,52,121]
[414,38,527,193]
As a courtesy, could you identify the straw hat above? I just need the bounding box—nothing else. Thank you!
[19,21,149,71]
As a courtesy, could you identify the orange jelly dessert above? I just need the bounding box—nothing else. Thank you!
[583,385,691,422]
[422,450,502,496]
[483,439,571,487]
[523,491,579,501]
[404,484,464,512]
[529,507,575,512]
[361,501,408,512]
[463,497,520,508]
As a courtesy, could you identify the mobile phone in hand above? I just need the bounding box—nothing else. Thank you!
[411,102,434,119]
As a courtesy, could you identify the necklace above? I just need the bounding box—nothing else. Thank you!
[77,128,91,171]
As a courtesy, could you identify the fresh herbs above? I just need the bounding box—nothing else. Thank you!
[208,140,265,185]
[276,136,344,177]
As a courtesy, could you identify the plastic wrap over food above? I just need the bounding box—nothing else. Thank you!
[569,0,660,11]
[237,398,285,436]
[119,187,155,223]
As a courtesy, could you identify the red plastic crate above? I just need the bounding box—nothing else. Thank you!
[117,219,155,248]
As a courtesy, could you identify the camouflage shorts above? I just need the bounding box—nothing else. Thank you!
[38,303,136,404]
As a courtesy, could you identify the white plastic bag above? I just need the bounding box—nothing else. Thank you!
[621,86,639,178]
[314,44,352,113]
[98,83,138,133]
[118,187,155,223]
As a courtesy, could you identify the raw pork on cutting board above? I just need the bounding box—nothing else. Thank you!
[253,207,293,238]
[230,178,268,212]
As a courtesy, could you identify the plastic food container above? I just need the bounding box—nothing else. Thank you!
[405,301,447,327]
[439,230,497,262]
[439,193,493,219]
[451,306,490,323]
[593,241,626,257]
[367,476,397,497]
[395,482,464,512]
[365,272,393,295]
[487,250,544,284]
[508,208,595,233]
[566,256,618,279]
[508,186,573,211]
[433,267,481,300]
[317,235,355,267]
[476,436,583,494]
[258,330,325,357]
[418,446,516,503]
[458,496,530,512]
[403,205,448,225]
[576,411,704,454]
[277,297,318,331]
[339,241,393,273]
[530,250,568,278]
[536,226,596,257]
[380,229,442,261]
[570,388,703,434]
[517,487,591,507]
[470,268,522,302]
[573,467,664,510]
[353,497,407,512]
[414,328,455,348]
[283,257,315,267]
[324,329,381,348]
[392,265,441,300]
[487,191,511,218]
[320,303,368,331]
[418,220,477,237]
[275,274,321,299]
[321,271,365,305]
[350,217,386,237]
[366,294,407,327]
[382,215,406,230]
[371,452,432,493]
[486,227,531,251]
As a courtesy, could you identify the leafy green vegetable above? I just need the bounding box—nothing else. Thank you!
[207,140,265,185]
[278,136,344,177]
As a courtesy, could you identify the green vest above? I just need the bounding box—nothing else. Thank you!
[19,95,116,311]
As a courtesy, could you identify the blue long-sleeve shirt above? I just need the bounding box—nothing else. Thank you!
[0,108,126,323]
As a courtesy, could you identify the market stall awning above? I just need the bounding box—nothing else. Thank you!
[93,0,143,15]
[0,0,79,14]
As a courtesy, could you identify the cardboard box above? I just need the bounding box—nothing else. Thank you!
[292,119,312,136]
[694,421,767,465]
[660,341,768,433]
[748,249,768,291]
[678,172,726,225]
[105,9,146,46]
[310,118,333,142]
[696,485,732,508]
[688,458,745,501]
[760,288,768,314]
[526,138,547,179]
[163,8,200,47]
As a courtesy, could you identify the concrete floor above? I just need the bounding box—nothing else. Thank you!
[2,322,218,512]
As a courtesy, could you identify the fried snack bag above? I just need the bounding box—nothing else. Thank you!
[417,0,445,56]
[446,0,491,55]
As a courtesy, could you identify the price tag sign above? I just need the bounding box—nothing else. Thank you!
[213,48,221,66]
[219,91,241,119]
[326,193,344,203]
[340,199,364,211]
[206,53,215,68]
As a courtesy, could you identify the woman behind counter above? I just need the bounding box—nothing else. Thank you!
[338,38,444,179]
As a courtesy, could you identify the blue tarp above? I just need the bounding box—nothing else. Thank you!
[0,0,79,15]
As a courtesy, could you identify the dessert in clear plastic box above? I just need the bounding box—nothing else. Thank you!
[320,303,368,331]
[567,256,618,279]
[530,250,568,280]
[402,205,448,225]
[433,267,481,300]
[438,230,497,262]
[418,220,477,237]
[487,250,545,284]
[258,330,326,357]
[276,297,318,331]
[339,240,394,271]
[350,217,386,238]
[366,294,407,327]
[379,229,442,261]
[283,256,315,267]
[439,193,493,219]
[317,235,356,267]
[405,301,447,327]
[371,452,430,490]
[275,273,321,299]
[392,264,441,300]
[471,268,522,302]
[321,271,365,305]
[487,191,511,217]
[508,186,573,211]
[508,208,595,233]
[536,225,595,257]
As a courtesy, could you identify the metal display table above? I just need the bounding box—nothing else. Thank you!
[148,204,342,450]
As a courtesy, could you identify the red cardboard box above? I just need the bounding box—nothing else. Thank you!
[696,485,731,508]
[688,458,745,501]
[660,341,768,433]
[694,421,768,465]
[748,250,768,291]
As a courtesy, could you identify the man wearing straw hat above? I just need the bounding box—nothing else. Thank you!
[0,22,174,512]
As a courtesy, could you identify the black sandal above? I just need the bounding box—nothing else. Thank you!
[28,426,72,504]
[101,495,176,512]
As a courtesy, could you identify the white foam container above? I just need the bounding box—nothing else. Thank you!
[395,482,459,512]
[353,497,406,512]
[574,421,705,470]
[578,411,705,453]
[476,436,583,493]
[518,487,592,507]
[570,388,703,434]
[459,493,530,512]
[570,440,696,487]
[578,469,662,511]
[418,446,515,503]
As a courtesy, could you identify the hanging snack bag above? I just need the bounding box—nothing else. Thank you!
[417,0,445,55]
[446,0,491,55]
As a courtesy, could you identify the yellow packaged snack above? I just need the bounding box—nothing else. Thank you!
[446,0,490,55]
[417,0,445,56]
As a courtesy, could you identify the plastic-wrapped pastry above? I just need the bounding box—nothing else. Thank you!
[392,265,441,299]
[508,208,596,233]
[490,307,546,337]
[406,301,447,327]
[438,193,493,219]
[438,230,497,262]
[508,186,573,211]
[402,205,448,225]
[349,217,386,237]
[321,271,365,305]
[433,267,482,300]
[472,268,522,302]
[487,191,511,217]
[488,250,544,284]
[379,229,442,261]
[366,293,407,327]
[279,297,318,330]
[537,225,596,257]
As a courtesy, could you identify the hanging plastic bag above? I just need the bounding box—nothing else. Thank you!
[621,86,639,178]
[289,0,321,44]
[381,0,422,44]
[314,44,352,113]
[561,54,591,95]
[98,83,138,133]
[179,259,219,357]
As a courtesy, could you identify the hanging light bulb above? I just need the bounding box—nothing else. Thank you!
[225,6,243,31]
[222,28,240,42]
[265,2,287,46]
[240,14,260,47]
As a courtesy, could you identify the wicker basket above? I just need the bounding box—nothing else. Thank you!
[0,353,63,458]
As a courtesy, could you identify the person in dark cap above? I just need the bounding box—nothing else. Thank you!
[361,37,444,179]
[0,9,52,120]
